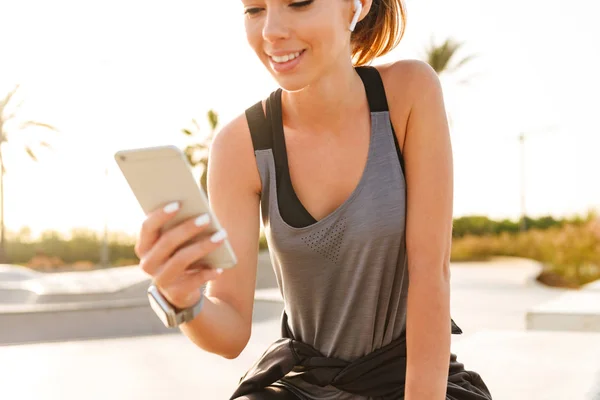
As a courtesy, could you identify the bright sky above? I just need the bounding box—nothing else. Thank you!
[0,0,599,238]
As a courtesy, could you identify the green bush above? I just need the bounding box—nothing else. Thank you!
[6,229,137,267]
[6,212,599,288]
[452,212,595,238]
[451,220,600,286]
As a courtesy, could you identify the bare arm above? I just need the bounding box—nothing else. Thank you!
[179,114,262,359]
[135,114,262,360]
[388,60,454,399]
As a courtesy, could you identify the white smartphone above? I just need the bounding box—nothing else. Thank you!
[114,145,237,270]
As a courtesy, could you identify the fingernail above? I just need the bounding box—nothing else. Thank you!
[210,229,227,243]
[163,201,180,213]
[216,268,224,275]
[195,214,210,227]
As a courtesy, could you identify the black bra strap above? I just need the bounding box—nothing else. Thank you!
[269,89,319,226]
[356,66,405,174]
[267,89,285,181]
[245,100,272,152]
[356,66,390,112]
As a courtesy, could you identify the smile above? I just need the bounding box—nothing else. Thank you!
[269,50,304,64]
[267,50,306,73]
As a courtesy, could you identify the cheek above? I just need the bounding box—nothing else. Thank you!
[245,22,264,55]
[298,20,340,52]
[309,25,347,58]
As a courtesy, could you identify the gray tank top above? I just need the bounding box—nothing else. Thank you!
[246,66,408,400]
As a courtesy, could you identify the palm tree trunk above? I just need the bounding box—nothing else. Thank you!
[0,146,6,264]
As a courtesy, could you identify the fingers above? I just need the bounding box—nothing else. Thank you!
[134,201,228,310]
[139,212,218,276]
[135,201,182,258]
[153,231,227,288]
[160,268,220,309]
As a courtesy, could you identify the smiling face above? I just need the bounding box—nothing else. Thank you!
[242,0,355,91]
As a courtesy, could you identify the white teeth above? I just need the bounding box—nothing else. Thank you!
[271,51,302,63]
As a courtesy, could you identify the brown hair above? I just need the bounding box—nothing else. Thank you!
[351,0,407,66]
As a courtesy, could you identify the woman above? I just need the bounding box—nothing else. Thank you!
[135,0,493,399]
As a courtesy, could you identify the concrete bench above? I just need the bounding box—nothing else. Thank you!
[451,330,600,400]
[0,265,150,304]
[526,290,600,332]
[0,289,284,345]
[585,280,600,291]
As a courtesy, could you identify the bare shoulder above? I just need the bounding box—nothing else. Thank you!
[376,59,442,109]
[372,60,441,149]
[208,110,262,196]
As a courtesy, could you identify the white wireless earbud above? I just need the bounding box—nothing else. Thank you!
[349,0,362,32]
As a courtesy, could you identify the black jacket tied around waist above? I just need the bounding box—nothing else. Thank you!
[230,313,492,400]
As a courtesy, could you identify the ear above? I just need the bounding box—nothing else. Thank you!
[349,0,373,32]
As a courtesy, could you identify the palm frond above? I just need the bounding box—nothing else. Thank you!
[207,109,219,131]
[19,121,58,132]
[191,118,201,132]
[0,85,21,116]
[425,38,471,75]
[448,54,477,74]
[2,97,25,122]
[24,146,38,161]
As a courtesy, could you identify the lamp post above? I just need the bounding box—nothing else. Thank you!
[100,166,110,267]
[519,133,527,232]
[518,124,557,232]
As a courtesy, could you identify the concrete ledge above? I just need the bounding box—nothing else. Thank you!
[0,297,172,346]
[451,330,600,400]
[0,289,285,346]
[584,280,600,291]
[0,265,150,305]
[450,257,543,288]
[527,291,600,332]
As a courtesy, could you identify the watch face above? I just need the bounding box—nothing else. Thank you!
[148,286,176,328]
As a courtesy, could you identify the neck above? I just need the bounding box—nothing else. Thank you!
[281,60,366,134]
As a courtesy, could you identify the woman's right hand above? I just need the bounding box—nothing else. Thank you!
[134,201,227,310]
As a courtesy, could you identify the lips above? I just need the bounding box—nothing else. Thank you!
[267,49,306,73]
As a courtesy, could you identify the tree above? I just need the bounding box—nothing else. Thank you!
[0,84,57,263]
[423,37,476,80]
[422,37,477,130]
[182,109,219,193]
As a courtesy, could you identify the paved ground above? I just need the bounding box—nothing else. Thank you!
[0,305,285,400]
[3,325,599,400]
[1,255,600,399]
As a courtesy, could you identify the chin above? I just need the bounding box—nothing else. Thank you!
[274,76,310,93]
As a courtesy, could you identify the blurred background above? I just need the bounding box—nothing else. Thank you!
[0,0,598,284]
[1,0,599,399]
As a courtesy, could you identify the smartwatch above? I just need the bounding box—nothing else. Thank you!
[147,284,205,328]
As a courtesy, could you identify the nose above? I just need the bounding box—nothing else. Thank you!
[262,8,289,43]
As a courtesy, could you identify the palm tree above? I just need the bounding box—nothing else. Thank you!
[182,109,219,193]
[0,84,57,263]
[422,37,477,129]
[423,37,476,83]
